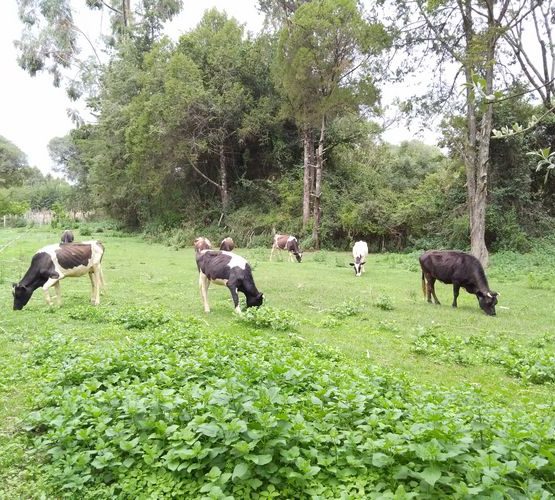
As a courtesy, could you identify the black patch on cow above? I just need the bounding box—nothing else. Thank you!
[55,244,92,269]
[13,252,58,310]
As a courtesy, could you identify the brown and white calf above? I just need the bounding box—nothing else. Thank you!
[196,250,263,313]
[61,230,74,244]
[194,236,212,253]
[13,241,105,310]
[219,237,235,251]
[270,234,302,263]
[419,250,499,315]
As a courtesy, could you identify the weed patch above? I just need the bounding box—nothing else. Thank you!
[21,314,555,498]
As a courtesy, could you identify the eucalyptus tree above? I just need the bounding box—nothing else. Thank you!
[14,0,183,103]
[387,0,531,266]
[275,0,389,247]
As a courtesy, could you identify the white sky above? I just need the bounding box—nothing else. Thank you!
[0,1,433,175]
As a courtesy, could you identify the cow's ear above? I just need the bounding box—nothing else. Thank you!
[492,291,499,297]
[349,263,355,266]
[476,291,484,298]
[361,261,366,266]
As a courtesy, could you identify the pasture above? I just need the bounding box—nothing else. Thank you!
[1,227,554,497]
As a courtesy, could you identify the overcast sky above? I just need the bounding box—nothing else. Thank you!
[0,1,431,176]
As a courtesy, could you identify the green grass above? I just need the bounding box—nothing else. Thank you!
[1,227,554,496]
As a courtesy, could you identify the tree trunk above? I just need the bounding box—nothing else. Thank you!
[462,0,495,268]
[312,116,325,249]
[302,127,313,229]
[220,142,229,214]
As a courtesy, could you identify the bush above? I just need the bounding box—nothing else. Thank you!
[23,313,555,498]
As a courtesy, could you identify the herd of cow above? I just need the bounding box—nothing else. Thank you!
[11,230,499,316]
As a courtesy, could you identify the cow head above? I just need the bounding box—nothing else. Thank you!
[294,252,302,263]
[476,291,498,316]
[246,292,264,308]
[349,260,366,277]
[12,283,33,310]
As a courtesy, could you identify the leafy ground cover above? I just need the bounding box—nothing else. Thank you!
[1,227,554,497]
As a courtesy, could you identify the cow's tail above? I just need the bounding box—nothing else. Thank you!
[421,271,426,297]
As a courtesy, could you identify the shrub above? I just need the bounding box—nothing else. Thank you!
[23,313,555,498]
[375,294,394,311]
[237,306,298,331]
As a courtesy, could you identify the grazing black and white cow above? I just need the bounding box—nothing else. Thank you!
[419,250,499,316]
[12,241,105,310]
[270,234,302,263]
[196,250,263,313]
[219,237,235,251]
[194,236,212,253]
[61,230,74,244]
[350,240,368,277]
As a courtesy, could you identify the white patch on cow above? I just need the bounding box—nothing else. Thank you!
[211,278,229,286]
[223,251,247,270]
[287,235,296,243]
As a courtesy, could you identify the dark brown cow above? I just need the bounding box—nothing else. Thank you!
[196,250,263,313]
[220,237,235,251]
[13,241,105,310]
[419,250,499,315]
[61,230,74,244]
[270,234,302,263]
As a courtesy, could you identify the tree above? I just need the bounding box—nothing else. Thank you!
[389,0,530,266]
[275,0,388,247]
[14,0,183,102]
[0,135,35,187]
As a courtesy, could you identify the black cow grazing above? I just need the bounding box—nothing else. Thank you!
[13,241,105,310]
[61,230,74,244]
[419,250,499,316]
[270,234,302,263]
[194,237,212,253]
[196,250,263,313]
[220,237,235,251]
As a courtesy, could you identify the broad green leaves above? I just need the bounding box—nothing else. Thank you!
[21,306,555,497]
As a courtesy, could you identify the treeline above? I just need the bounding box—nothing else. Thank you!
[15,3,555,251]
[0,135,76,221]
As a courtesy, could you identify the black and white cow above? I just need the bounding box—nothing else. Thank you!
[13,240,105,310]
[61,230,74,244]
[196,250,263,313]
[419,250,499,315]
[219,237,235,251]
[350,240,368,277]
[270,234,302,263]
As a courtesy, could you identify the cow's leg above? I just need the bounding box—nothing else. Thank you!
[54,281,62,306]
[42,277,60,306]
[89,271,97,305]
[90,269,101,305]
[270,245,275,261]
[227,282,241,314]
[97,264,105,293]
[198,272,210,313]
[429,278,441,305]
[452,285,460,308]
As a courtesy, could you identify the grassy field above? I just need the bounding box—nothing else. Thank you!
[1,226,554,496]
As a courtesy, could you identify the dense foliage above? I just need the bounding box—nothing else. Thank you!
[23,307,555,497]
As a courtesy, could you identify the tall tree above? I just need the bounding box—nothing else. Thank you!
[275,0,388,247]
[390,0,529,266]
[14,0,182,102]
